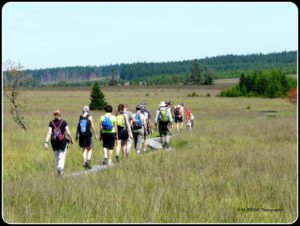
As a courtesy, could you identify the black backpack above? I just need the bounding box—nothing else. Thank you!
[174,107,181,117]
[78,115,91,136]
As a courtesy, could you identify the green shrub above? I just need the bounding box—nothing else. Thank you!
[187,91,199,97]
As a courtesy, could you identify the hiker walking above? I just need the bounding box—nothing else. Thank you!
[132,105,147,154]
[124,104,133,156]
[166,101,173,134]
[174,103,184,132]
[44,110,74,177]
[185,107,194,131]
[115,104,133,162]
[140,102,152,152]
[75,105,97,170]
[100,105,118,165]
[155,101,173,150]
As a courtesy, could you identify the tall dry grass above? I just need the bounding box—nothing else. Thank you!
[2,85,297,223]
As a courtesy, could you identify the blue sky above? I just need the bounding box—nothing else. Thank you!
[2,2,298,70]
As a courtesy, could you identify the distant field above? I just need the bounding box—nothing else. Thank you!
[3,79,297,223]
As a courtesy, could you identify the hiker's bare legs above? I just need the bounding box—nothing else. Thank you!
[121,140,127,159]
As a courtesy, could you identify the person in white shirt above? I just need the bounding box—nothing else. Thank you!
[154,101,173,150]
[131,105,147,154]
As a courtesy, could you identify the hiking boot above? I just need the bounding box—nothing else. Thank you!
[108,160,114,166]
[57,170,64,177]
[165,143,169,149]
[86,161,92,170]
[102,158,108,165]
[83,162,88,168]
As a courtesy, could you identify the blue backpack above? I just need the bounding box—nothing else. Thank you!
[133,113,143,128]
[79,115,90,136]
[102,115,113,130]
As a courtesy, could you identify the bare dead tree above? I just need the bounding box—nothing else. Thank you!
[3,60,27,130]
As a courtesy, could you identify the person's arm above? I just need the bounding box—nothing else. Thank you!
[89,116,98,139]
[114,117,118,140]
[148,119,152,134]
[181,108,185,118]
[147,111,152,132]
[125,114,133,139]
[65,125,74,144]
[142,115,147,132]
[168,109,174,123]
[99,118,103,141]
[44,127,52,150]
[75,119,79,141]
[154,110,159,130]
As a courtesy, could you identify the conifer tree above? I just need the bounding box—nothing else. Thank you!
[190,59,201,85]
[89,81,107,110]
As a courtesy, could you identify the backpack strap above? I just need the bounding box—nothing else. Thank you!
[51,120,64,133]
[57,119,64,128]
[51,120,57,129]
[51,120,63,129]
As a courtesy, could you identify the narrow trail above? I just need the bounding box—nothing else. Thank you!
[65,135,177,178]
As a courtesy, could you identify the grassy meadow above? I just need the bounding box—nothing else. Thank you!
[2,80,298,223]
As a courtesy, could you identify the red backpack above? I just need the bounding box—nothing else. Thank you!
[51,120,64,142]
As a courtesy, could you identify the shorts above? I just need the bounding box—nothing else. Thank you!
[101,133,116,150]
[79,135,93,148]
[117,128,129,140]
[159,121,170,137]
[174,116,183,123]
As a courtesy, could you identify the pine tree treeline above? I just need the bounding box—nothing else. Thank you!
[219,69,297,98]
[15,51,296,86]
[89,82,107,110]
[189,60,214,85]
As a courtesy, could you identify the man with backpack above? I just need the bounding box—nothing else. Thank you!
[75,105,97,170]
[131,105,147,154]
[44,109,74,177]
[155,101,173,150]
[100,105,118,165]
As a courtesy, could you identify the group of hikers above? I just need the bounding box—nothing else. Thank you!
[44,101,194,176]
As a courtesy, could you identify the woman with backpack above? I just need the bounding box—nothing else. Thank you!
[75,106,97,170]
[115,104,133,162]
[173,103,184,132]
[100,105,118,165]
[131,105,147,154]
[44,109,74,177]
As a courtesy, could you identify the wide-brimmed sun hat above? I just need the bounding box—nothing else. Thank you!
[159,101,166,107]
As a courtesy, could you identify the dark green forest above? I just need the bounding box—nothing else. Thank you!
[5,51,297,87]
[219,69,297,98]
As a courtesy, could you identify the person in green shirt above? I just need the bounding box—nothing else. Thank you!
[115,104,133,163]
[99,105,117,165]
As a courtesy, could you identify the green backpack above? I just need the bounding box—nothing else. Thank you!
[159,108,169,122]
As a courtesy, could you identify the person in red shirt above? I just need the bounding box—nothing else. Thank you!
[185,107,193,131]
